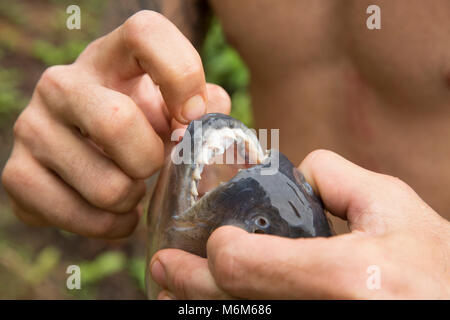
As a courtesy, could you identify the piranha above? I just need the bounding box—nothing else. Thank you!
[146,113,332,298]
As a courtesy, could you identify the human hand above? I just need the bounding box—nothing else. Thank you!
[149,150,450,299]
[2,11,230,238]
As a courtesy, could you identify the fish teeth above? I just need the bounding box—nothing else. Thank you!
[198,127,268,167]
[190,180,198,197]
[188,127,270,206]
[192,166,202,180]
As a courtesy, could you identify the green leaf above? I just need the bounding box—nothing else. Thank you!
[0,68,27,119]
[31,39,88,66]
[231,90,253,128]
[26,246,61,285]
[79,251,126,285]
[128,257,146,292]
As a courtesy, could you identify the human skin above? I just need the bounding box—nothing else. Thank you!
[150,150,450,299]
[1,11,231,237]
[1,1,450,298]
[208,0,450,228]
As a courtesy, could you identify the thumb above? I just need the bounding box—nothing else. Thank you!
[150,248,234,299]
[298,150,429,233]
[206,225,367,299]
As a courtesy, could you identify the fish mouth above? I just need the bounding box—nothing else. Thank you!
[172,113,269,206]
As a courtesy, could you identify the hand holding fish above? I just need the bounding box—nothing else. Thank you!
[150,150,450,299]
[2,11,230,238]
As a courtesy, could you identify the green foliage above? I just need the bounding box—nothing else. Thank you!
[0,1,26,26]
[0,243,61,285]
[202,20,249,92]
[202,19,253,127]
[0,3,253,298]
[79,251,126,285]
[73,251,147,294]
[0,68,27,120]
[0,26,21,51]
[230,91,253,127]
[31,39,88,66]
[128,257,146,292]
[26,246,61,285]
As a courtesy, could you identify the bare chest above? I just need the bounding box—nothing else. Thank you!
[210,0,450,108]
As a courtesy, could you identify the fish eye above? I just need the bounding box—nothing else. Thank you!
[255,216,269,228]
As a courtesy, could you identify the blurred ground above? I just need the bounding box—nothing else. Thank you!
[0,0,252,299]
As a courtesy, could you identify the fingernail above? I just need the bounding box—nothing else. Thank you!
[151,260,166,287]
[181,95,206,121]
[158,290,176,300]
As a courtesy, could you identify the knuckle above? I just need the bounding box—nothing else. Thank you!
[385,175,407,187]
[1,159,19,193]
[12,111,31,141]
[1,155,33,195]
[93,174,135,210]
[123,10,167,49]
[94,212,139,239]
[133,142,164,179]
[11,203,47,227]
[121,9,204,91]
[304,149,334,166]
[111,215,139,238]
[377,173,412,194]
[1,160,47,230]
[13,108,39,142]
[13,107,53,153]
[90,213,118,237]
[36,65,66,94]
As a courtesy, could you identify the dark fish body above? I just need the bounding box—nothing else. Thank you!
[146,113,332,298]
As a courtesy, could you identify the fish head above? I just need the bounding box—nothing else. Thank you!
[148,113,331,258]
[210,176,291,236]
[204,151,330,238]
[146,113,332,298]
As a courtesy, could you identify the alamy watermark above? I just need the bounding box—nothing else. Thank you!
[366,5,381,30]
[66,4,380,31]
[66,5,81,30]
[66,265,81,290]
[170,121,280,175]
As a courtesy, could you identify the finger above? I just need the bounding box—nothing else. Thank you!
[205,83,231,114]
[150,249,234,299]
[298,150,427,232]
[2,143,140,238]
[131,81,231,135]
[169,83,232,132]
[37,72,164,179]
[80,10,207,123]
[8,197,49,227]
[157,290,176,300]
[17,106,146,213]
[206,226,371,299]
[127,74,171,139]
